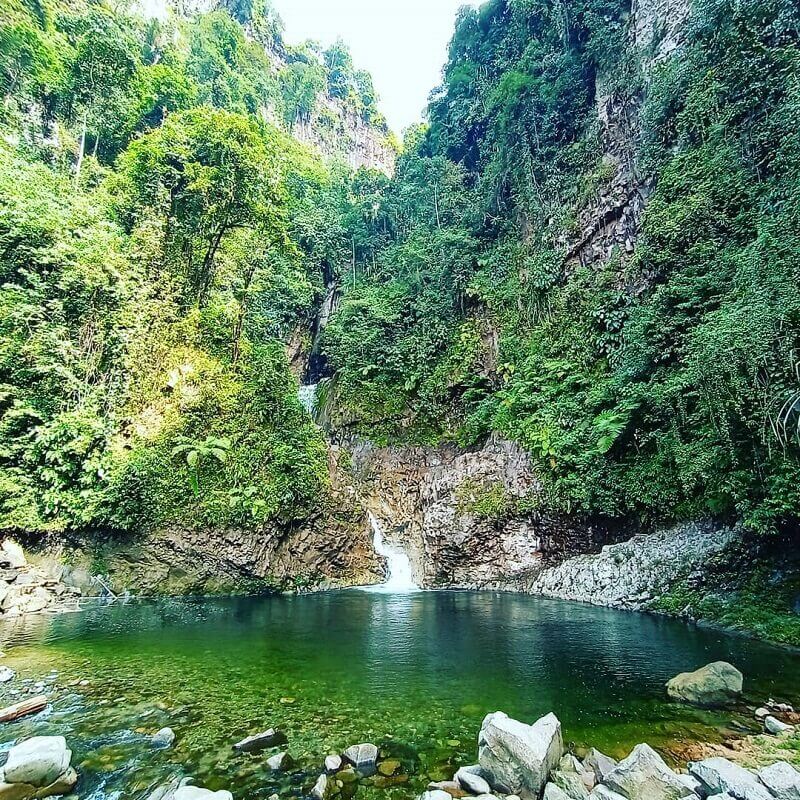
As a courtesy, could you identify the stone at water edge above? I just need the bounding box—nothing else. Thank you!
[422,791,457,800]
[478,711,563,800]
[603,743,698,800]
[550,769,589,799]
[455,767,491,795]
[583,748,617,783]
[755,707,770,720]
[325,755,343,773]
[378,760,401,776]
[757,762,800,800]
[543,784,573,800]
[312,773,335,800]
[266,751,294,771]
[765,715,794,735]
[1,540,26,568]
[152,727,176,748]
[665,661,743,708]
[0,666,14,683]
[2,736,72,788]
[688,757,773,800]
[588,787,626,800]
[427,780,468,798]
[342,743,378,775]
[232,728,287,753]
[173,788,233,800]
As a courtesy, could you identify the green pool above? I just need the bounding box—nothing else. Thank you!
[1,591,798,799]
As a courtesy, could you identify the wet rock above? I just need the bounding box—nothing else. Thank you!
[232,728,287,753]
[765,716,794,735]
[0,667,14,683]
[584,749,618,783]
[456,767,491,795]
[2,736,72,788]
[342,743,378,775]
[267,751,294,771]
[666,662,743,708]
[325,755,343,773]
[757,762,800,799]
[174,788,233,800]
[604,743,697,799]
[478,711,563,800]
[688,757,772,800]
[428,781,468,798]
[152,727,176,748]
[312,773,336,800]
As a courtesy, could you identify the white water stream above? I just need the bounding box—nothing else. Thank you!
[298,383,318,416]
[364,512,419,593]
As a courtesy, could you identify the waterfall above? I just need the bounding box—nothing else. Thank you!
[364,512,419,593]
[298,383,318,416]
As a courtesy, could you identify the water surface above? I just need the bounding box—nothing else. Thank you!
[1,591,798,800]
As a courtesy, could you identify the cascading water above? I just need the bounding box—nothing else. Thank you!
[298,383,318,416]
[364,512,419,592]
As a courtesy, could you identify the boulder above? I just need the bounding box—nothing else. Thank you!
[588,788,627,800]
[478,712,563,800]
[0,667,14,683]
[666,662,743,708]
[544,785,573,800]
[422,792,455,800]
[325,755,343,773]
[754,708,769,721]
[312,774,336,800]
[604,743,697,800]
[3,736,72,788]
[153,727,176,748]
[342,743,378,775]
[757,762,800,799]
[1,540,26,569]
[560,756,584,775]
[689,757,772,800]
[428,781,468,798]
[174,789,233,800]
[550,769,589,799]
[456,767,491,795]
[232,728,287,753]
[266,751,293,771]
[765,716,794,735]
[583,749,618,783]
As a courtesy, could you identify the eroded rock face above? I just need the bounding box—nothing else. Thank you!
[666,662,743,708]
[478,712,563,800]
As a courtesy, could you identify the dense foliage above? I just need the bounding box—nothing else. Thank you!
[0,0,387,533]
[322,0,800,533]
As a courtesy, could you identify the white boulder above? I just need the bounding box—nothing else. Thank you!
[3,736,72,787]
[689,757,772,800]
[603,743,697,800]
[584,749,617,783]
[757,761,800,799]
[765,716,794,735]
[174,788,233,800]
[478,712,563,800]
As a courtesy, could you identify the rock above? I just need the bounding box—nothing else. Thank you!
[583,749,618,783]
[550,769,589,799]
[379,760,401,776]
[174,789,233,800]
[689,757,772,800]
[755,708,769,720]
[544,785,573,800]
[428,781,468,798]
[267,751,294,771]
[421,792,454,800]
[765,716,794,735]
[1,540,26,569]
[342,743,378,775]
[677,774,703,795]
[665,662,743,708]
[757,761,800,799]
[312,774,336,800]
[604,743,696,799]
[325,755,343,773]
[560,756,584,775]
[3,736,72,788]
[0,767,78,800]
[588,788,627,800]
[232,728,287,753]
[0,667,14,683]
[478,711,563,800]
[456,767,492,795]
[152,727,176,748]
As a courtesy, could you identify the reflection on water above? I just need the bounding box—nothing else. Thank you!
[1,592,799,800]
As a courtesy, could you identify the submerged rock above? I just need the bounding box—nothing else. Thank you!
[757,761,800,799]
[232,728,287,753]
[325,755,343,773]
[604,743,697,800]
[478,711,563,800]
[666,662,743,708]
[689,757,772,800]
[342,743,378,775]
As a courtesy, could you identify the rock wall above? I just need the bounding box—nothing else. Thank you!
[529,522,739,610]
[345,435,626,590]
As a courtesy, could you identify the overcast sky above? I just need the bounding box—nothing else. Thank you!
[273,0,473,133]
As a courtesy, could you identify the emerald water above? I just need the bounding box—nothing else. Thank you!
[1,591,799,800]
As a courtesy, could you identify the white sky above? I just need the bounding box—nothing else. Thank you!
[273,0,474,133]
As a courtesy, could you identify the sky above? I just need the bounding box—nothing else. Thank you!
[273,0,474,133]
